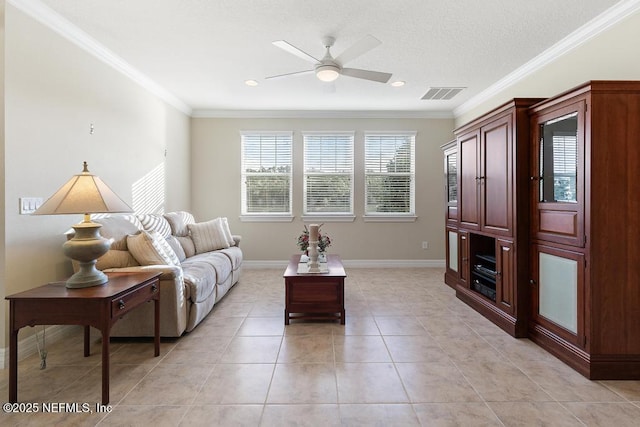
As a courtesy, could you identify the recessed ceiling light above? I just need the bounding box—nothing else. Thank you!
[245,79,259,86]
[391,80,405,87]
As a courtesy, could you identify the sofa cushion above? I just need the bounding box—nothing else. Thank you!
[137,214,172,238]
[181,261,217,304]
[218,246,243,271]
[127,230,181,266]
[164,211,195,237]
[181,252,233,303]
[188,218,231,254]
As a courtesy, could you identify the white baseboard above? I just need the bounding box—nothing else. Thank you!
[243,259,446,269]
[0,325,82,369]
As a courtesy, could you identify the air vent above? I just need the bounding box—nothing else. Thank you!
[421,87,465,100]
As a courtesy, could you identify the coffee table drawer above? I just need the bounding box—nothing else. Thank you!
[111,281,158,317]
[289,282,340,304]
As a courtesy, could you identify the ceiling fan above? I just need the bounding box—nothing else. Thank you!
[266,35,392,84]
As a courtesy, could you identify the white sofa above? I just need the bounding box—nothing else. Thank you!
[88,211,242,337]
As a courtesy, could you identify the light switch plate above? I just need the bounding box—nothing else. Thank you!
[19,197,44,214]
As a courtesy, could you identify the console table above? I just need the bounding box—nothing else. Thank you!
[6,271,161,404]
[283,254,346,324]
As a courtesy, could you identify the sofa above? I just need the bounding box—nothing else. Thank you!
[86,211,242,337]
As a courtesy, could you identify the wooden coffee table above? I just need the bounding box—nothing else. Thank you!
[283,254,346,324]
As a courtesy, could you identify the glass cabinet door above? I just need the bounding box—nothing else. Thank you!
[448,230,458,272]
[442,142,458,223]
[539,112,578,203]
[531,244,585,347]
[531,100,585,247]
[539,251,577,333]
[446,150,457,204]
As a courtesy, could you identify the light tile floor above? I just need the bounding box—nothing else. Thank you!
[1,267,640,426]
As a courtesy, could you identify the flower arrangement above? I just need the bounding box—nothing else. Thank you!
[297,224,332,253]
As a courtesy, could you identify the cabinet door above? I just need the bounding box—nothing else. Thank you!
[446,228,458,273]
[458,131,480,230]
[530,244,585,348]
[444,228,459,288]
[496,239,514,314]
[458,231,470,287]
[481,115,513,236]
[443,145,458,224]
[531,101,585,247]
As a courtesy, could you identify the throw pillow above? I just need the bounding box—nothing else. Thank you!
[188,218,230,254]
[166,235,187,262]
[164,211,195,237]
[176,236,196,258]
[220,217,235,247]
[96,250,140,270]
[127,230,181,266]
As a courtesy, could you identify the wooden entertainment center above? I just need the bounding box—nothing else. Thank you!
[443,81,640,379]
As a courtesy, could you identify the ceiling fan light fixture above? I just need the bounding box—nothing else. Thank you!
[316,65,340,82]
[391,80,405,87]
[244,79,259,86]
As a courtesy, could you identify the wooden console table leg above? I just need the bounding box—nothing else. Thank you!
[9,305,18,403]
[101,327,110,405]
[84,326,91,357]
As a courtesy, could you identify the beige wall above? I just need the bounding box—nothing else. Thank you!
[1,5,191,350]
[191,117,454,262]
[456,10,640,127]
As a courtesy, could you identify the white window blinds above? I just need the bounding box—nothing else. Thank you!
[364,132,416,215]
[241,132,293,214]
[303,132,354,214]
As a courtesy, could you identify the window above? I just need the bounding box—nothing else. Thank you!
[303,132,354,215]
[364,132,416,216]
[241,132,292,217]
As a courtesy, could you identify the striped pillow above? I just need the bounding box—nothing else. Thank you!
[127,230,181,266]
[188,218,230,254]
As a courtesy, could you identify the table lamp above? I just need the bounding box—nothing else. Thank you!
[33,161,132,288]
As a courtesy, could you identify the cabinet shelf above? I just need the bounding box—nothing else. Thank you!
[472,268,496,284]
[476,254,496,264]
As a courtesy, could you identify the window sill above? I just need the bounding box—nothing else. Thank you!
[301,214,356,223]
[239,215,294,223]
[363,215,417,223]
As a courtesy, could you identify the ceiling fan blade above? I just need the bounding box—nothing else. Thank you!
[265,70,314,80]
[341,68,392,83]
[272,40,320,64]
[335,35,381,65]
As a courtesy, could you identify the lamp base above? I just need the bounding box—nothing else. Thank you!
[66,265,108,288]
[63,221,111,289]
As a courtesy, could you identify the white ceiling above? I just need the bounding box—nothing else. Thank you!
[18,0,636,116]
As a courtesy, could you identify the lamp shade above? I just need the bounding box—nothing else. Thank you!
[34,161,132,216]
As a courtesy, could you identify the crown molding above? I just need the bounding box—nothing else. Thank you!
[8,0,192,116]
[454,0,640,118]
[191,109,454,119]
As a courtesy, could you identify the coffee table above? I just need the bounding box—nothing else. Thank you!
[283,254,346,324]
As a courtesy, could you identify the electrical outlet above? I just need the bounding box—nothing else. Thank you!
[19,197,44,214]
[421,241,429,249]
